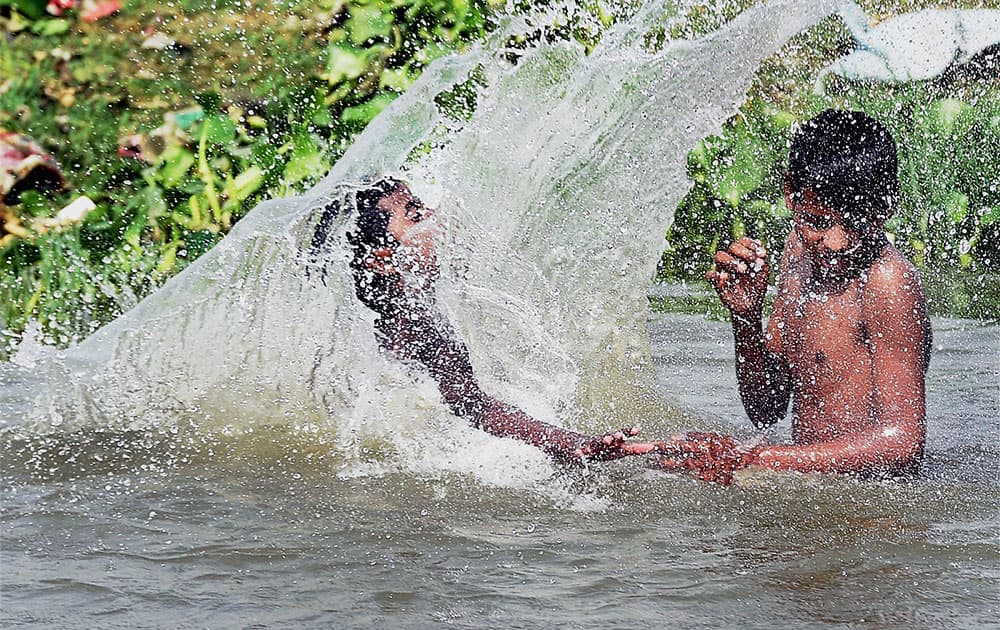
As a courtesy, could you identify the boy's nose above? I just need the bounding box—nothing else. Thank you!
[822,225,850,252]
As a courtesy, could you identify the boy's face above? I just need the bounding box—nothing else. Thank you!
[787,188,883,279]
[372,183,439,281]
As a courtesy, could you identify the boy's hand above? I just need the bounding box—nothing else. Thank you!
[574,427,679,462]
[652,431,762,484]
[706,237,770,321]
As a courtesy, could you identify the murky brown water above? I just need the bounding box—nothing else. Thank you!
[3,313,997,628]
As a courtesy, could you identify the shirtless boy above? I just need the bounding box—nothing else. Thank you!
[659,109,932,483]
[310,178,666,462]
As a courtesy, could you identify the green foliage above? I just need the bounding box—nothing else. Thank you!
[4,0,998,352]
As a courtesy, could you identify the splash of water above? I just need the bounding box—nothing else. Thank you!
[1,0,844,484]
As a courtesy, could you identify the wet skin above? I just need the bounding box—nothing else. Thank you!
[660,189,931,483]
[362,182,670,462]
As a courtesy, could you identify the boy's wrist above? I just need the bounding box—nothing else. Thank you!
[730,311,762,327]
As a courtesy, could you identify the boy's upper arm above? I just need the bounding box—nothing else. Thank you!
[863,257,930,438]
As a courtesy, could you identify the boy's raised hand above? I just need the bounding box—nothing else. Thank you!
[706,237,770,321]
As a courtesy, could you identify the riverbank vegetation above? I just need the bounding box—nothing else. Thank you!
[1,0,997,352]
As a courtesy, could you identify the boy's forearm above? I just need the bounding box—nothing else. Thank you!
[431,355,588,459]
[753,425,923,475]
[479,401,586,459]
[732,316,789,428]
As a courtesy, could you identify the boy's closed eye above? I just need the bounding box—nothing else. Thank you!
[405,199,427,222]
[801,213,834,230]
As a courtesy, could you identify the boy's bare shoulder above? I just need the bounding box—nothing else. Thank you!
[861,243,932,369]
[866,244,921,286]
[862,244,928,324]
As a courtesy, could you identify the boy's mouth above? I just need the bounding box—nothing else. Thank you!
[816,242,862,268]
[812,252,851,275]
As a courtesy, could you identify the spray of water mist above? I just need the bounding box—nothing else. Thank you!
[1,0,845,485]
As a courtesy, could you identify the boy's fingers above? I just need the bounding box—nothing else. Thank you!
[714,251,748,274]
[602,432,625,445]
[706,270,733,292]
[735,237,766,256]
[714,251,736,265]
[729,241,762,264]
[706,270,725,289]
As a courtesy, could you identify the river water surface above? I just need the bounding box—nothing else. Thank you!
[3,312,997,628]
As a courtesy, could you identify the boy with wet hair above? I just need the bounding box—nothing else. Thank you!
[311,178,666,462]
[659,109,932,483]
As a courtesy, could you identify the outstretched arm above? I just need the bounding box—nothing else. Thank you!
[386,314,664,462]
[475,398,663,461]
[706,237,791,428]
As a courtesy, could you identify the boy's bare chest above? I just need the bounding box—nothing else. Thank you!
[778,279,872,377]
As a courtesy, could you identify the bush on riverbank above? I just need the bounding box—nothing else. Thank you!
[0,0,499,343]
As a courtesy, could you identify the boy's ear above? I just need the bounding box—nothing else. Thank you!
[365,247,396,274]
[783,180,794,210]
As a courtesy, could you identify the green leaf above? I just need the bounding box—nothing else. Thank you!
[346,5,394,46]
[157,145,196,188]
[932,99,968,136]
[686,136,722,182]
[380,67,416,93]
[251,141,281,176]
[282,130,327,186]
[180,230,217,260]
[15,191,51,218]
[944,191,969,223]
[414,41,456,67]
[195,92,222,114]
[340,92,398,126]
[746,200,780,220]
[8,0,47,20]
[323,44,370,85]
[286,86,324,123]
[223,166,264,208]
[767,109,796,131]
[981,206,1000,226]
[30,18,70,36]
[202,114,236,145]
[122,208,148,249]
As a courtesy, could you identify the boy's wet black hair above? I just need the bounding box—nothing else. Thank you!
[346,178,405,315]
[308,177,405,316]
[349,178,402,253]
[787,109,899,226]
[307,178,400,283]
[306,177,405,317]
